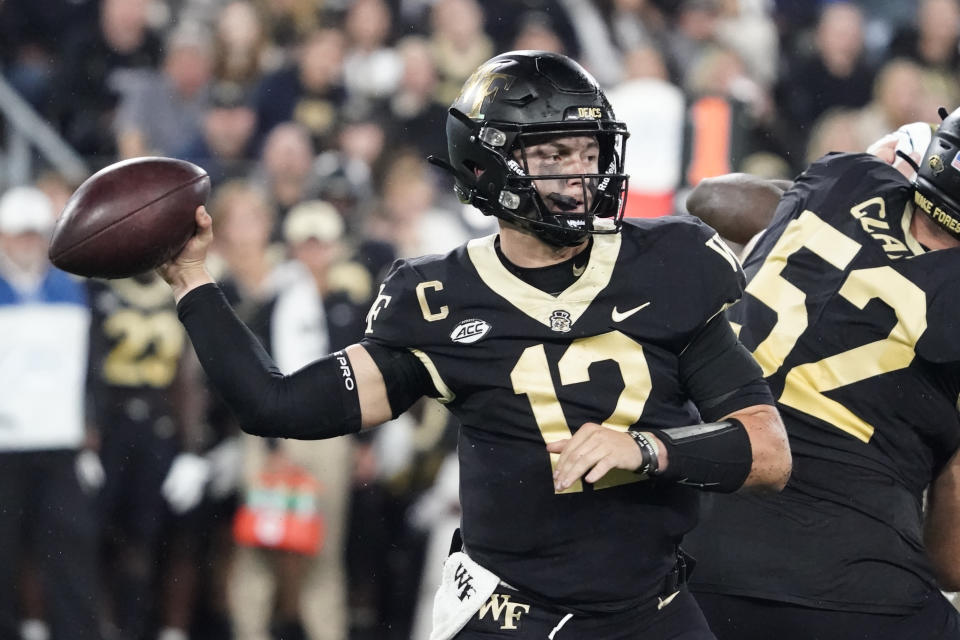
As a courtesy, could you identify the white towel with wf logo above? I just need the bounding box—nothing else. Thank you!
[429,551,500,640]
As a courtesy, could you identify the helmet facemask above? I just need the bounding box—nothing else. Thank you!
[460,120,628,247]
[504,128,628,246]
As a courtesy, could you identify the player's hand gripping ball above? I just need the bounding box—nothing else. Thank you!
[48,157,210,279]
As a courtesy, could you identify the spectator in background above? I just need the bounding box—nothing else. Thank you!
[229,201,365,640]
[482,0,580,58]
[598,0,667,60]
[55,0,162,161]
[257,0,321,53]
[552,0,624,87]
[87,271,207,640]
[207,179,288,311]
[34,170,77,216]
[428,0,494,105]
[367,151,476,258]
[336,110,387,181]
[683,46,772,187]
[0,0,96,109]
[804,107,863,163]
[310,109,385,239]
[116,22,214,159]
[177,81,258,188]
[252,122,320,233]
[382,36,449,160]
[776,2,876,159]
[251,27,348,151]
[664,0,722,87]
[213,1,274,90]
[342,0,402,106]
[887,0,960,78]
[607,45,685,217]
[0,187,101,640]
[851,58,928,150]
[714,0,779,90]
[182,180,293,640]
[511,12,567,54]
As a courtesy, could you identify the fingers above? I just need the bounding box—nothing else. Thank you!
[865,134,898,164]
[549,424,642,492]
[195,205,213,237]
[196,205,212,226]
[545,439,568,453]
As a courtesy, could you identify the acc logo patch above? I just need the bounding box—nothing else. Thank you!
[450,319,491,344]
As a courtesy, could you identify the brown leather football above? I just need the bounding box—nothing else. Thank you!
[49,157,210,279]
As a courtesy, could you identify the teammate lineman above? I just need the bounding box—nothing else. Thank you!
[159,51,791,639]
[684,114,960,639]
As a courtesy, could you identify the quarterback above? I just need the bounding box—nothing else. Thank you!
[159,51,791,639]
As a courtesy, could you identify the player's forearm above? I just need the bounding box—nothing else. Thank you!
[176,283,362,440]
[686,174,786,244]
[924,447,960,591]
[728,403,791,492]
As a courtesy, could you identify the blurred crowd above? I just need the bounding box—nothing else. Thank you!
[1,1,960,640]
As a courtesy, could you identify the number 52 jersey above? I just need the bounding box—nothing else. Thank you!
[365,216,750,612]
[687,153,960,614]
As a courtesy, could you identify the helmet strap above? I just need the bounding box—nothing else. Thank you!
[896,149,920,173]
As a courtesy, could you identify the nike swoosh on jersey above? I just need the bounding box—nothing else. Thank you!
[572,262,586,277]
[611,302,650,322]
[658,590,681,610]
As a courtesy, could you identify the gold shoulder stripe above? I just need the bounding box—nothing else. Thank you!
[410,348,455,404]
[901,202,927,256]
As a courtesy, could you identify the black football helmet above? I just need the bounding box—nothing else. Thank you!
[430,51,629,247]
[914,106,960,238]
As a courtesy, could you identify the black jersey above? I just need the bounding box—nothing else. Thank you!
[87,275,187,428]
[365,217,751,611]
[687,153,960,614]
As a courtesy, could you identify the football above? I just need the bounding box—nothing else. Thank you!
[49,157,210,279]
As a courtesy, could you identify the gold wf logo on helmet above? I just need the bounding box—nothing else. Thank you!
[457,62,516,119]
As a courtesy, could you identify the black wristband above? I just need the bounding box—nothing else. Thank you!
[628,430,660,477]
[650,418,752,493]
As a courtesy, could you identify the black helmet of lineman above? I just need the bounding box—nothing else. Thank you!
[430,50,630,247]
[914,106,960,239]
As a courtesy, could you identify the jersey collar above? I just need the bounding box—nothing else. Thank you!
[467,231,621,329]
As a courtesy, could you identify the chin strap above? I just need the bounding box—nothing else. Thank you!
[896,149,920,173]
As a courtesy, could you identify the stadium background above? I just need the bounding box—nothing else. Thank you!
[1,1,958,639]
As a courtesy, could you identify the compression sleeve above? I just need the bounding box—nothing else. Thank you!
[360,340,437,418]
[679,314,774,421]
[177,283,361,439]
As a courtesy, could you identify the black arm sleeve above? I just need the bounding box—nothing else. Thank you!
[177,283,361,439]
[680,314,774,422]
[360,340,437,418]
